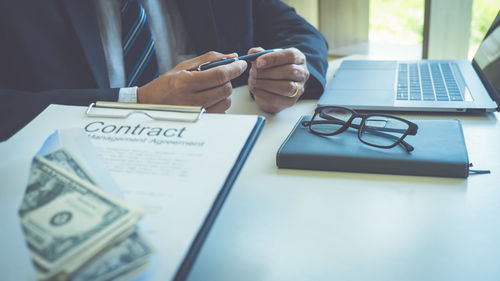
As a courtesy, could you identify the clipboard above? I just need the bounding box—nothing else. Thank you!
[86,101,206,122]
[3,102,266,281]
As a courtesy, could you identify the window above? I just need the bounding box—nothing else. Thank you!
[469,0,500,58]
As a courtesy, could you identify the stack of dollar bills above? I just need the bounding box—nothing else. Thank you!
[19,149,153,281]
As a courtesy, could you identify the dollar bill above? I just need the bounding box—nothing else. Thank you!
[71,232,153,281]
[20,156,142,276]
[43,148,96,185]
[35,225,141,281]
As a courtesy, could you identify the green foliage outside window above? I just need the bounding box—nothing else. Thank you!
[369,0,500,58]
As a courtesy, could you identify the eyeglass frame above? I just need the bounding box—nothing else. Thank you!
[301,106,419,152]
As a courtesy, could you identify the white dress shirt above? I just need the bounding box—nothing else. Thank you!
[94,0,196,102]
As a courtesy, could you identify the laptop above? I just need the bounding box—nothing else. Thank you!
[318,12,500,113]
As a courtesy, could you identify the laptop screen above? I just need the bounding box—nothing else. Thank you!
[473,12,500,103]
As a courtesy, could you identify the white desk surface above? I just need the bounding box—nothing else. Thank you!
[1,58,499,281]
[186,58,500,281]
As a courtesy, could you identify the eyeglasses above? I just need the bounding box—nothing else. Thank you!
[302,106,418,152]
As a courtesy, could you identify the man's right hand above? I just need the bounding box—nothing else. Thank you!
[137,52,247,113]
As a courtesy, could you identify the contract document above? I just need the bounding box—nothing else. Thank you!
[1,104,264,281]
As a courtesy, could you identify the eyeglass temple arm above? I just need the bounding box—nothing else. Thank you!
[303,119,415,152]
[304,118,413,135]
[361,126,415,152]
[319,113,417,135]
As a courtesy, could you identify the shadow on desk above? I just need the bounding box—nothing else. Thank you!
[276,168,467,191]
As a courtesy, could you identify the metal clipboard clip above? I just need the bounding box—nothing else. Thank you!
[86,101,205,122]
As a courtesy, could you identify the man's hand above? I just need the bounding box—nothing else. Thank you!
[247,47,310,114]
[138,52,247,113]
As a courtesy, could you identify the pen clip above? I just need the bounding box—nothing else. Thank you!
[195,57,232,71]
[196,61,212,71]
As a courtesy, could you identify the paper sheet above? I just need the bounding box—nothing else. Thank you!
[84,113,259,280]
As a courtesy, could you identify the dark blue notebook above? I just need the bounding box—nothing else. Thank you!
[277,116,470,178]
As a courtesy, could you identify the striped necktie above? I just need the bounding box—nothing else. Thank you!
[121,0,159,87]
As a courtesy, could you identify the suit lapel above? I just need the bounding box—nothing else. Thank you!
[63,0,109,88]
[176,0,220,54]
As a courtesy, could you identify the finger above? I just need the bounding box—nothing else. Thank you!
[184,60,247,91]
[248,47,265,54]
[251,88,296,114]
[249,79,304,98]
[193,82,234,108]
[249,63,309,82]
[254,48,306,69]
[205,97,231,113]
[176,51,238,71]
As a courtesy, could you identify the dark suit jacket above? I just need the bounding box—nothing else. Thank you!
[0,0,328,140]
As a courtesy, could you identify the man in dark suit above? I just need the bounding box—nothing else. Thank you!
[0,0,328,140]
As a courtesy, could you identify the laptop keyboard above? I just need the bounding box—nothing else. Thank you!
[396,62,464,101]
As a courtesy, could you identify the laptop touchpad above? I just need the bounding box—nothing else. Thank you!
[331,70,395,91]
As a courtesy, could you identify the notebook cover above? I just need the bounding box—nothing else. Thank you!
[276,116,469,178]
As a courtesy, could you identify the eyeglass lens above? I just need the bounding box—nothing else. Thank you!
[310,107,352,134]
[360,116,410,147]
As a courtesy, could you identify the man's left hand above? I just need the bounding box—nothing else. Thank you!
[247,47,310,114]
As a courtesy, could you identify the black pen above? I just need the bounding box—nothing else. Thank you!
[193,48,282,71]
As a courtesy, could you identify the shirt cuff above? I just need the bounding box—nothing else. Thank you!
[118,87,138,103]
